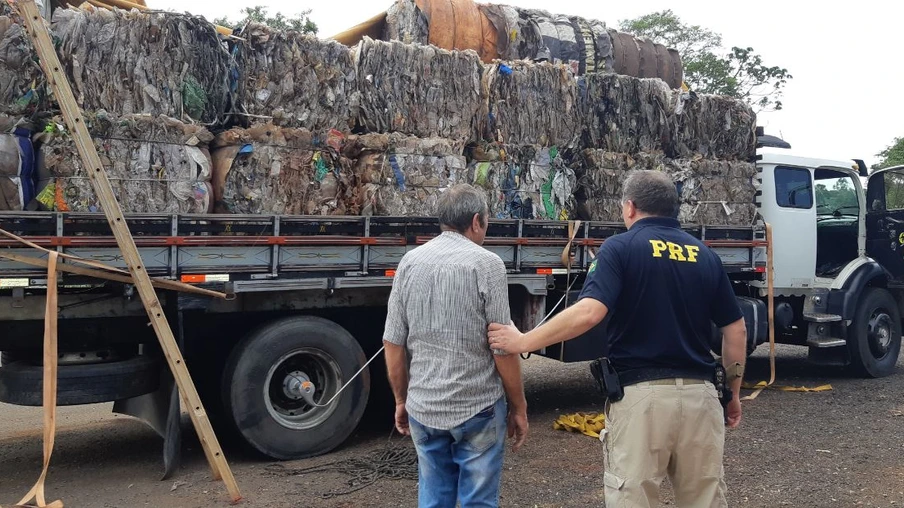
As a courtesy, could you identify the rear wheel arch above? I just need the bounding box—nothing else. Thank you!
[829,262,892,319]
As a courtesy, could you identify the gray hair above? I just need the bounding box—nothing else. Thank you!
[437,184,488,232]
[621,170,680,218]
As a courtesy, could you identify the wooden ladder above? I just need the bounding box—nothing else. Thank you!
[10,0,241,502]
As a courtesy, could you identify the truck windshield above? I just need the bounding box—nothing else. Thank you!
[815,174,859,217]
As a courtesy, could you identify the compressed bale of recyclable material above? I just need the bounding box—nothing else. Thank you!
[478,5,616,75]
[348,132,467,216]
[52,6,231,124]
[579,150,757,225]
[211,125,351,216]
[354,37,483,142]
[0,5,46,115]
[579,73,672,154]
[468,145,576,220]
[670,90,757,160]
[237,23,358,131]
[383,0,429,45]
[478,4,543,61]
[0,120,36,211]
[35,112,214,213]
[523,10,582,73]
[483,61,580,147]
[580,74,758,160]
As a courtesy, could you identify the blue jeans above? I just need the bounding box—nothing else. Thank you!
[408,397,507,508]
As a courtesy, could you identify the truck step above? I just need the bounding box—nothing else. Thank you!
[803,312,842,323]
[806,337,847,348]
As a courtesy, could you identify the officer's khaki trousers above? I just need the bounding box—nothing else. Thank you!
[602,379,727,508]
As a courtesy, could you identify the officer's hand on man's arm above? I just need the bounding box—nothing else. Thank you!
[489,299,608,355]
[488,322,525,354]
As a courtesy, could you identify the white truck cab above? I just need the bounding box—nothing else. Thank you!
[752,149,902,377]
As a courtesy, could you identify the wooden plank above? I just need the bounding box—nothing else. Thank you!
[0,228,229,299]
[12,0,241,501]
[0,251,228,300]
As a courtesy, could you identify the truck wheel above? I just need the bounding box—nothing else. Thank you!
[848,287,902,378]
[0,355,161,406]
[222,316,370,460]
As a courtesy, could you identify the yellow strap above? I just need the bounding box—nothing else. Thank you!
[562,220,582,268]
[742,223,776,402]
[13,252,64,508]
[740,223,829,400]
[743,381,833,393]
[557,220,582,361]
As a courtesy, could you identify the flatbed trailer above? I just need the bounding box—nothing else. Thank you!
[0,212,765,462]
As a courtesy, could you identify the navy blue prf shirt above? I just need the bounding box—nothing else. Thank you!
[577,216,743,378]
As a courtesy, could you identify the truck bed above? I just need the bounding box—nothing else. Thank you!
[0,213,766,295]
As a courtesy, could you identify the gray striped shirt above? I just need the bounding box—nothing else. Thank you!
[383,231,511,430]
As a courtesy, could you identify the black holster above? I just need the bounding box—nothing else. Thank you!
[589,357,624,402]
[713,364,733,419]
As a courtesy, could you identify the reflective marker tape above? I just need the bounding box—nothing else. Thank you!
[0,278,29,288]
[181,274,230,283]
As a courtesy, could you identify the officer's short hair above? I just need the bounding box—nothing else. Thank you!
[437,184,488,233]
[621,170,681,218]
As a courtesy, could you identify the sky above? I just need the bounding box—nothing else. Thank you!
[151,0,904,168]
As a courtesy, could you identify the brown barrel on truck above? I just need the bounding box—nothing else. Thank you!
[415,0,498,61]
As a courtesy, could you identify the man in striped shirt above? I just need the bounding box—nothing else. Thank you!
[383,183,529,508]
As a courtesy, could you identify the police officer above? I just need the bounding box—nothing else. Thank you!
[488,170,747,508]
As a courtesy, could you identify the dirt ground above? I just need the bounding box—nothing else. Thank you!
[2,345,904,507]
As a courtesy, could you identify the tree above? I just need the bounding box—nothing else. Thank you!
[872,137,904,172]
[620,10,791,112]
[214,6,318,34]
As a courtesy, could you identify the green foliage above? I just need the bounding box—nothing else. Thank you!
[214,6,318,34]
[619,10,791,112]
[815,176,858,215]
[872,137,904,172]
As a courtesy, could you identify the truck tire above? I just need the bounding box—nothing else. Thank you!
[0,355,161,406]
[222,316,371,460]
[848,287,902,378]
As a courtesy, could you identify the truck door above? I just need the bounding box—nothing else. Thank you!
[866,166,904,282]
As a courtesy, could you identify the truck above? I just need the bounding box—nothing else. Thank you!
[0,133,902,467]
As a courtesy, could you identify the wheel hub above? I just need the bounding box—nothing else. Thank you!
[263,348,341,431]
[283,371,311,401]
[867,312,893,359]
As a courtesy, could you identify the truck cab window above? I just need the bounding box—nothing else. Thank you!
[814,168,859,277]
[883,171,904,211]
[775,166,813,208]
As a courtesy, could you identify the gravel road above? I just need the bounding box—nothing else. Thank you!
[1,345,903,507]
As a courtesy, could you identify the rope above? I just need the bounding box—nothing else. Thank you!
[262,429,418,500]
